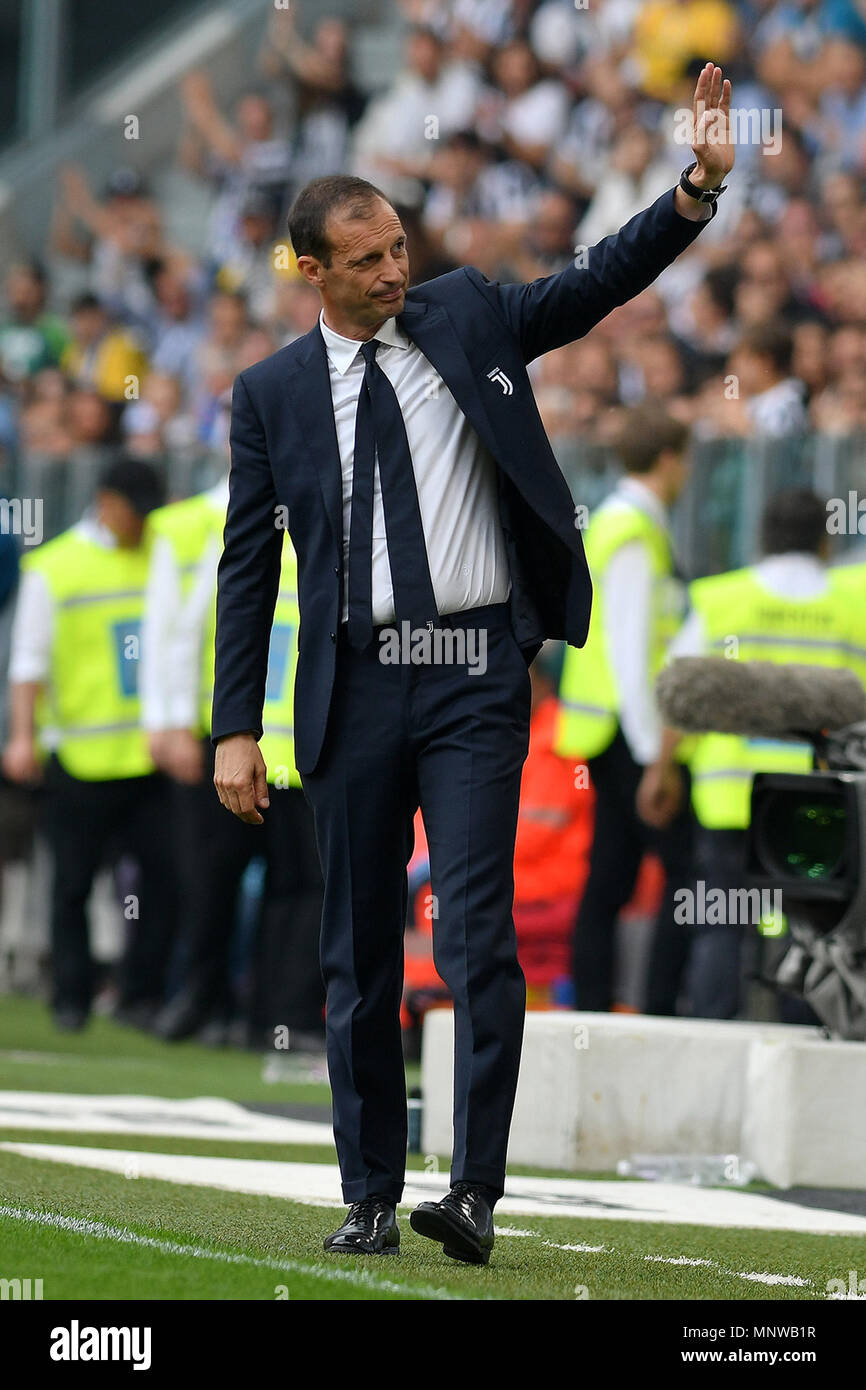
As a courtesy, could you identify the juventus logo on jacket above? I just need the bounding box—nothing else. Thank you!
[486,366,513,396]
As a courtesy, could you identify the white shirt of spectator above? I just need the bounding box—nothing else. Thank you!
[140,478,228,733]
[577,159,677,246]
[318,308,511,627]
[350,61,481,207]
[8,514,124,751]
[745,377,808,436]
[453,0,517,46]
[499,79,571,151]
[597,475,680,766]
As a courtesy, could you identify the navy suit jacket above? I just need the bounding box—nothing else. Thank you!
[212,187,711,774]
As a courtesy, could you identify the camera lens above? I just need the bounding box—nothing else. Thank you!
[757,791,848,882]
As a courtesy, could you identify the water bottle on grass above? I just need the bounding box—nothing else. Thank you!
[616,1154,758,1186]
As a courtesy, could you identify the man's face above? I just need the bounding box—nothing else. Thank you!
[96,490,145,548]
[6,270,44,321]
[72,307,106,346]
[210,295,247,344]
[156,272,190,321]
[729,346,769,396]
[237,94,272,142]
[301,200,410,332]
[407,31,441,83]
[657,447,690,504]
[532,195,575,256]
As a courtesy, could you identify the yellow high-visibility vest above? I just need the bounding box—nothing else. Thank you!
[150,491,302,788]
[555,498,683,759]
[687,565,866,829]
[148,491,225,740]
[23,527,154,781]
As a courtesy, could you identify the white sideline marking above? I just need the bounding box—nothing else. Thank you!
[0,1092,334,1146]
[645,1255,714,1267]
[547,1241,607,1253]
[734,1271,811,1286]
[508,1230,815,1292]
[3,1141,866,1235]
[0,1204,464,1302]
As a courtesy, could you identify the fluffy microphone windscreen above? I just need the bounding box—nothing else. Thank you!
[656,658,866,737]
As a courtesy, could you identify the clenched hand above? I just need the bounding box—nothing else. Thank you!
[214,732,270,824]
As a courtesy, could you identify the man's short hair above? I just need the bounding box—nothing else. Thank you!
[287,175,392,266]
[98,456,166,517]
[70,292,104,315]
[761,488,827,557]
[737,323,793,376]
[615,404,690,474]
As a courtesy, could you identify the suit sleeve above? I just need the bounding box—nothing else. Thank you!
[211,372,282,743]
[492,186,714,364]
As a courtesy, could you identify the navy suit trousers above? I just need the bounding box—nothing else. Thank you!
[300,603,530,1204]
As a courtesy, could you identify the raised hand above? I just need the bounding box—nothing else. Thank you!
[690,62,734,190]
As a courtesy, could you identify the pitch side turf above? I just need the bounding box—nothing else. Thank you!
[2,1147,864,1301]
[2,998,865,1301]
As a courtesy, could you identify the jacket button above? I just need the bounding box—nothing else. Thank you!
[334,566,339,575]
[330,631,336,642]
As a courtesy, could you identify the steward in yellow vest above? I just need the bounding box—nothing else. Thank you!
[140,481,323,1047]
[143,483,302,787]
[2,458,177,1032]
[555,490,683,762]
[553,404,694,1014]
[686,564,866,829]
[639,487,866,1020]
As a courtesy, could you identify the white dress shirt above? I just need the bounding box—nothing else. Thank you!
[318,309,511,626]
[140,477,228,732]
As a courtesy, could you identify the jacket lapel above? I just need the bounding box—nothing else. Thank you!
[397,299,568,529]
[397,299,503,465]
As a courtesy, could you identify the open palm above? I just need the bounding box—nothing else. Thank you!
[691,62,734,188]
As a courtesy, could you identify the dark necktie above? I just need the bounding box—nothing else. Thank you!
[346,338,439,650]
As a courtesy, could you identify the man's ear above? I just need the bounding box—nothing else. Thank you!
[296,254,323,289]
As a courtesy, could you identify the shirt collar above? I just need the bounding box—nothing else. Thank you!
[75,510,119,550]
[615,475,670,530]
[319,308,410,376]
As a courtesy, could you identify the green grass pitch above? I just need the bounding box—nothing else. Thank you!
[1,998,862,1301]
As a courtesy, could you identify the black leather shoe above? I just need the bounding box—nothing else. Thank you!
[323,1197,400,1255]
[410,1182,494,1266]
[53,1007,88,1032]
[153,990,212,1042]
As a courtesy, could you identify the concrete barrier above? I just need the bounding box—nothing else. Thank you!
[742,1035,866,1188]
[420,1008,863,1187]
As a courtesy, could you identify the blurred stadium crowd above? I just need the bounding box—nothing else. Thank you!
[2,0,866,1048]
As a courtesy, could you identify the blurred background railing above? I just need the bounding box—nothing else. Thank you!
[6,432,866,579]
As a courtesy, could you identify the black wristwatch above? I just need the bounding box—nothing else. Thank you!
[680,161,727,205]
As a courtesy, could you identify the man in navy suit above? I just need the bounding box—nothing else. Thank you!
[213,65,734,1263]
